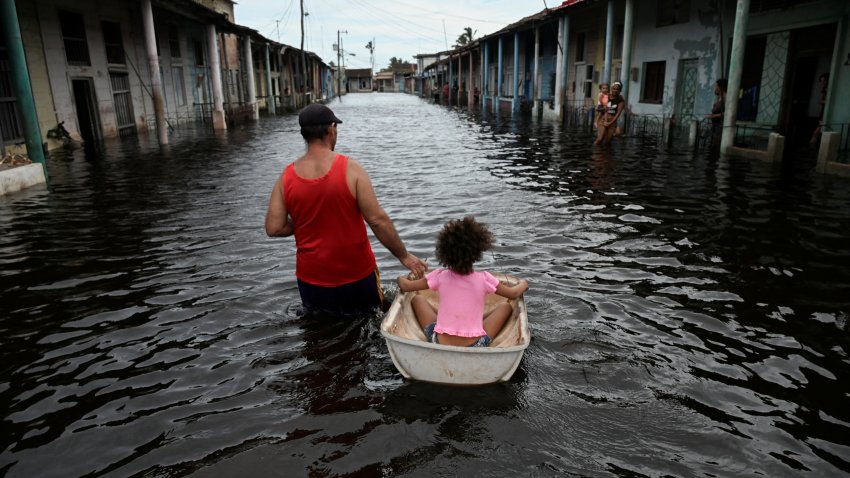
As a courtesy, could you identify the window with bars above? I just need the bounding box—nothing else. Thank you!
[585,64,594,99]
[0,38,24,145]
[59,10,91,66]
[641,61,666,104]
[102,21,124,65]
[109,72,135,131]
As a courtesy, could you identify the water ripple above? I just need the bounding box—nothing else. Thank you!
[1,94,849,477]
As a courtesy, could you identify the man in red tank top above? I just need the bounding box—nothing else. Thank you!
[265,104,427,314]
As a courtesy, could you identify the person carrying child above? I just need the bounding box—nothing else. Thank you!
[594,81,626,146]
[396,216,529,347]
[594,82,610,130]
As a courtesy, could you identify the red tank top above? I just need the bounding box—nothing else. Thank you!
[282,154,376,286]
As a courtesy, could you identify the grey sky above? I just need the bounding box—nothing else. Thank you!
[234,0,547,69]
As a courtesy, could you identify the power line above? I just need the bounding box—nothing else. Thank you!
[389,0,520,25]
[353,0,444,34]
[261,0,295,37]
[343,0,446,47]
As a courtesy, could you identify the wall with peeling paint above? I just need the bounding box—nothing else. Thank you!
[626,0,731,120]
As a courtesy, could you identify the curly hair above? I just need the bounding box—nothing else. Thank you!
[435,216,494,275]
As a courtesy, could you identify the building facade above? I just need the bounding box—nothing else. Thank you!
[1,0,333,155]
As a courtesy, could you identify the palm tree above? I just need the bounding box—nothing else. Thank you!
[455,27,477,47]
[365,40,375,72]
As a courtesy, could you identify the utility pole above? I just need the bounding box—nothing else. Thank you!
[275,20,280,42]
[300,0,308,105]
[337,30,344,99]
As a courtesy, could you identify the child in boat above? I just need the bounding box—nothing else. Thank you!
[396,216,529,347]
[594,82,610,130]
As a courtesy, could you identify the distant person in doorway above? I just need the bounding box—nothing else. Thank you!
[811,73,829,146]
[443,82,450,105]
[265,103,427,315]
[706,78,728,149]
[397,216,529,347]
[594,81,626,146]
[594,82,610,131]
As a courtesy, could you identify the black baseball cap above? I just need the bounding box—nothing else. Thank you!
[298,103,343,127]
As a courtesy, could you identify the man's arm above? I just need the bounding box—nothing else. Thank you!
[265,179,295,237]
[349,159,427,276]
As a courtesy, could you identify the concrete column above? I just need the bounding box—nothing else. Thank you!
[264,44,276,115]
[496,36,503,110]
[533,26,540,117]
[0,0,47,180]
[766,133,785,162]
[244,35,258,120]
[688,119,699,147]
[468,51,474,108]
[458,53,463,106]
[141,0,167,145]
[207,24,226,130]
[448,55,453,105]
[479,45,484,106]
[721,0,750,153]
[816,131,840,173]
[621,0,635,101]
[512,31,519,114]
[483,42,489,107]
[560,15,571,120]
[823,15,847,126]
[555,17,565,118]
[603,0,615,85]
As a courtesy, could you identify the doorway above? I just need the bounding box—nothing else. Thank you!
[72,78,101,144]
[781,23,837,150]
[675,59,698,122]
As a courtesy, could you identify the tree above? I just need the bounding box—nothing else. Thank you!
[365,40,375,72]
[382,56,411,72]
[454,27,477,47]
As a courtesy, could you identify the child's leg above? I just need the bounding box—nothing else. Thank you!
[411,294,438,329]
[482,301,514,338]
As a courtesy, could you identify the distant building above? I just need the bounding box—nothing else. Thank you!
[375,71,394,92]
[392,64,417,93]
[346,69,374,92]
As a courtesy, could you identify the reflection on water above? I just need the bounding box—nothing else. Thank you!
[1,93,849,477]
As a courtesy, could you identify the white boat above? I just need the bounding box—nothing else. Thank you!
[380,273,530,385]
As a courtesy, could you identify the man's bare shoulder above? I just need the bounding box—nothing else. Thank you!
[345,156,369,176]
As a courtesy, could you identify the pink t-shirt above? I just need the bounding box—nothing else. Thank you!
[426,269,500,337]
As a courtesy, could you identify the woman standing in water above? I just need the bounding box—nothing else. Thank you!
[594,81,626,146]
[707,78,727,149]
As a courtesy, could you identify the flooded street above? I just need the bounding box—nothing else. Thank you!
[2,93,850,477]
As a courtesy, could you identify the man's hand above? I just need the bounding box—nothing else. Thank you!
[400,253,427,279]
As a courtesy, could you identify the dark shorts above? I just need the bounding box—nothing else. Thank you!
[424,322,491,347]
[297,269,383,315]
